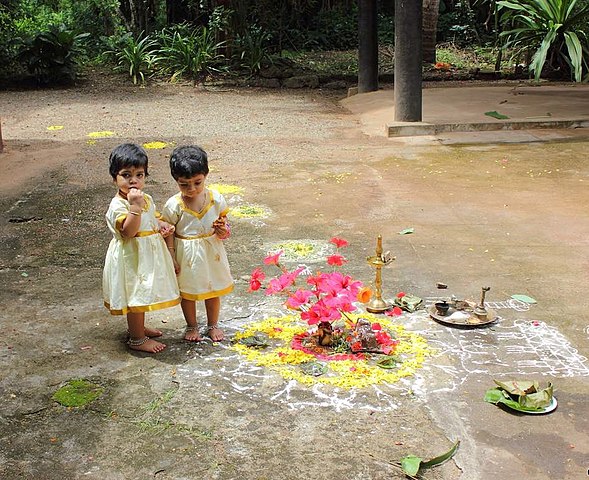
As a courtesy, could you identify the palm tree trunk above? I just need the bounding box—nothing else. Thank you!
[358,0,379,92]
[422,0,440,64]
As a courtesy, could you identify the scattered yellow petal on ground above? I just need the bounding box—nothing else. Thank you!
[47,126,64,131]
[143,141,169,149]
[87,131,115,138]
[209,183,244,195]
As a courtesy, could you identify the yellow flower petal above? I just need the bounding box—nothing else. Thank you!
[143,141,169,149]
[230,313,433,389]
[87,131,115,138]
[209,183,244,195]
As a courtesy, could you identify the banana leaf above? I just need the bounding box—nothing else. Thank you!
[399,441,460,476]
[494,379,538,396]
[376,356,399,369]
[484,380,553,412]
[519,384,553,409]
[236,334,269,348]
[300,361,327,377]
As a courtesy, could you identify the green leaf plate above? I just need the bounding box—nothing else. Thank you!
[484,387,557,414]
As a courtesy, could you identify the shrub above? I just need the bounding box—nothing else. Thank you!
[106,32,159,84]
[498,0,589,81]
[157,26,226,83]
[17,24,89,85]
[232,25,272,74]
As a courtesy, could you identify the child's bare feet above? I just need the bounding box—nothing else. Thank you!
[184,326,203,342]
[206,325,224,342]
[144,327,163,338]
[127,337,166,353]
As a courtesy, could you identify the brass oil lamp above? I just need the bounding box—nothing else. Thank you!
[366,235,395,313]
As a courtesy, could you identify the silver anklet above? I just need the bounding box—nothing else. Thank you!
[185,326,198,332]
[207,325,220,332]
[127,336,149,346]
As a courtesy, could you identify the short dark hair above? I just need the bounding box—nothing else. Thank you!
[109,143,149,179]
[169,145,209,179]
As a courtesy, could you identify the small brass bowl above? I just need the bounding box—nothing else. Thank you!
[435,301,450,316]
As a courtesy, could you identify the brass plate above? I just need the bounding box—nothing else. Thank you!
[428,305,498,328]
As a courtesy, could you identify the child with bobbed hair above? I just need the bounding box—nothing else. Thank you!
[103,143,180,353]
[162,145,233,342]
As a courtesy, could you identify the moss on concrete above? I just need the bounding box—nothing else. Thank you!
[52,379,104,407]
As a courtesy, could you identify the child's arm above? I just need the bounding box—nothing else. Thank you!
[158,219,175,238]
[119,188,144,239]
[164,234,180,275]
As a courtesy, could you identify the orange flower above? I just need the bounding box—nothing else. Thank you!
[434,62,452,71]
[357,286,373,303]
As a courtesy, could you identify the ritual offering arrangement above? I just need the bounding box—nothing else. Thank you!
[239,236,432,388]
[428,286,498,327]
[484,379,557,414]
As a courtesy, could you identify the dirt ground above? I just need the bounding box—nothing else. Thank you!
[1,75,588,480]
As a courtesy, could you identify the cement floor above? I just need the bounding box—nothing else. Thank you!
[0,79,588,479]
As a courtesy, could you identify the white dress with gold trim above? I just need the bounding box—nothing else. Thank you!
[162,190,234,301]
[102,193,180,315]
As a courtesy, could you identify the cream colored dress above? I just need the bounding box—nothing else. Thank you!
[162,190,234,301]
[103,193,180,315]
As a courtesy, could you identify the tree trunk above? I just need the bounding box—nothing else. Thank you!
[358,0,379,93]
[120,0,157,33]
[167,0,199,24]
[394,0,423,122]
[422,0,440,64]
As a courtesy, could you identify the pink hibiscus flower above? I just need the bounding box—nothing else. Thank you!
[285,289,314,309]
[248,268,266,292]
[264,250,283,265]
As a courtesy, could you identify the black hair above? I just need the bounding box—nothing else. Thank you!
[108,143,149,179]
[169,145,209,180]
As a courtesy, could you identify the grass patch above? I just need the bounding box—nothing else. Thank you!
[142,388,177,414]
[285,43,507,77]
[52,379,104,407]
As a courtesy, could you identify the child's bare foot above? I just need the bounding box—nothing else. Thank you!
[184,326,203,342]
[206,325,224,342]
[144,327,163,338]
[127,337,166,353]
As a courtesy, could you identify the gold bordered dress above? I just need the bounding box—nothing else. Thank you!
[103,193,181,315]
[162,190,234,301]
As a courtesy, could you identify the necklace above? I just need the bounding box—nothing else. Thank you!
[183,190,208,212]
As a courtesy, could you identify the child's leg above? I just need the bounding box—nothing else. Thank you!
[204,297,224,341]
[181,298,203,342]
[127,312,166,353]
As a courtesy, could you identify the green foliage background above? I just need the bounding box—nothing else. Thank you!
[1,0,589,86]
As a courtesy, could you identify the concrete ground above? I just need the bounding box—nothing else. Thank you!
[0,79,588,479]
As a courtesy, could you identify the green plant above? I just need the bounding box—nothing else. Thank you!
[498,0,589,81]
[0,5,18,65]
[158,26,226,83]
[233,25,271,74]
[108,32,158,84]
[17,24,89,85]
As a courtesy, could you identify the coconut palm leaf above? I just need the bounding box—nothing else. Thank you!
[498,0,589,81]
